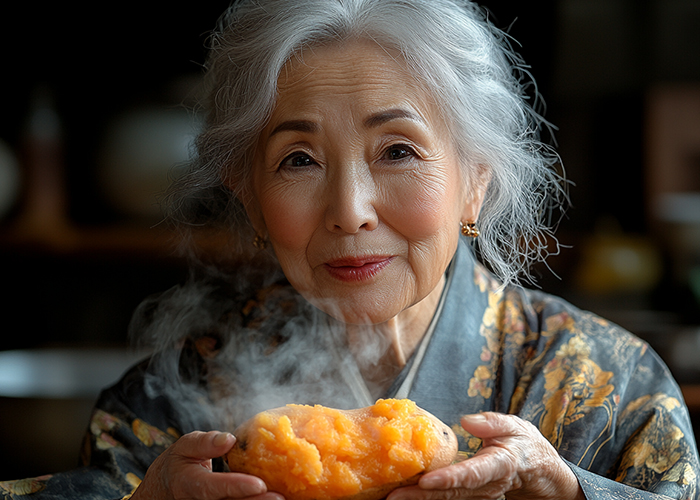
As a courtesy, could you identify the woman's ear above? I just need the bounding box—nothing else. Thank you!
[241,191,267,238]
[221,166,267,238]
[462,163,491,222]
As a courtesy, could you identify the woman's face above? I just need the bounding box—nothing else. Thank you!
[246,40,485,325]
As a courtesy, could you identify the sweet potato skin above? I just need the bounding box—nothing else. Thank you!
[225,399,458,500]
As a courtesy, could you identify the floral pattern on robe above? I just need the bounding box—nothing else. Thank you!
[1,240,698,499]
[445,258,699,499]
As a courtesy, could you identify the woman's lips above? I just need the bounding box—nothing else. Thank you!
[323,256,394,282]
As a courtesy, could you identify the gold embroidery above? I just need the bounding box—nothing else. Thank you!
[0,476,51,496]
[468,274,534,404]
[468,365,493,399]
[126,472,142,493]
[90,409,120,435]
[468,262,697,497]
[451,424,482,460]
[539,335,615,449]
[132,418,177,448]
[616,393,692,490]
[89,409,124,451]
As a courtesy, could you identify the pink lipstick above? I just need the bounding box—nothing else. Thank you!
[323,256,394,282]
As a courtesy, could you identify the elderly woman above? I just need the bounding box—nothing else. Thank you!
[2,0,698,499]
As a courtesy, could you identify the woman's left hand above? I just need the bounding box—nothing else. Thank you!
[387,412,586,500]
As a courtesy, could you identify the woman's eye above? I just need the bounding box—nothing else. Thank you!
[384,145,415,161]
[280,152,315,168]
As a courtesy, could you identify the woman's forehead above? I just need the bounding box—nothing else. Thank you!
[278,40,409,90]
[270,40,440,126]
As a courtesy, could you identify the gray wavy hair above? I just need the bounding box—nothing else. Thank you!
[168,0,567,286]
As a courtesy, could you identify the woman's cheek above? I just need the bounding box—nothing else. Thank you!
[262,192,316,293]
[384,175,454,241]
[261,188,317,250]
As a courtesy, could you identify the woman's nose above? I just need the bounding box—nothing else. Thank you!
[324,161,379,234]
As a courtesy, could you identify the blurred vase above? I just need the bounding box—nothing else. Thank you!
[0,139,20,221]
[656,193,700,285]
[97,106,201,222]
[574,219,663,295]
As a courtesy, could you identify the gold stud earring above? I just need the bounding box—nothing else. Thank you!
[460,221,480,238]
[253,234,268,250]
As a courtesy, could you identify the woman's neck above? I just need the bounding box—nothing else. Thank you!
[345,274,446,398]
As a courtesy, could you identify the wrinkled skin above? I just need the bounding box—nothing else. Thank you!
[131,413,584,500]
[131,38,585,500]
[130,431,283,500]
[244,39,487,332]
[387,412,586,500]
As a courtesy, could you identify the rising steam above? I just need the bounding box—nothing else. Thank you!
[128,264,392,433]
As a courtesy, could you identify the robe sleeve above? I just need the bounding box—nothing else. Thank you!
[486,283,700,500]
[565,342,699,500]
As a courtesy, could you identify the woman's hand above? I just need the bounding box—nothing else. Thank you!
[387,412,585,500]
[131,430,284,500]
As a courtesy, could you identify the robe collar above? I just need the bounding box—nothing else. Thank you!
[338,238,491,425]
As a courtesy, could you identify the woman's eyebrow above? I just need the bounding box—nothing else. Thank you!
[268,109,421,137]
[364,108,423,128]
[269,119,319,137]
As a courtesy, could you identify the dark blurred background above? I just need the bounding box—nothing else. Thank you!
[0,0,699,481]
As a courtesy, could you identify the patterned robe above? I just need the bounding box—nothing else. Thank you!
[1,239,698,499]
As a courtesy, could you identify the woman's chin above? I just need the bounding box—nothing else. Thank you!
[306,295,398,326]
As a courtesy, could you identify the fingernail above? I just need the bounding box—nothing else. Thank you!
[213,432,233,447]
[239,479,265,497]
[462,414,487,424]
[420,475,446,489]
[386,489,403,500]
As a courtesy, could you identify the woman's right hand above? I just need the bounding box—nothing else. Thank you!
[131,430,284,500]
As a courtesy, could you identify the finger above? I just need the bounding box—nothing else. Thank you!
[174,468,270,499]
[169,432,274,499]
[385,484,429,500]
[459,412,528,440]
[165,456,270,500]
[390,481,512,500]
[173,431,237,461]
[419,445,516,491]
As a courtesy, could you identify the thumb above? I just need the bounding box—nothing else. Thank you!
[460,412,525,439]
[173,431,236,461]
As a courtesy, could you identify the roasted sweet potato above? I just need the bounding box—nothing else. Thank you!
[225,398,458,500]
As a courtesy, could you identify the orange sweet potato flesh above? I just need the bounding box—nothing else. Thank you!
[225,399,458,500]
